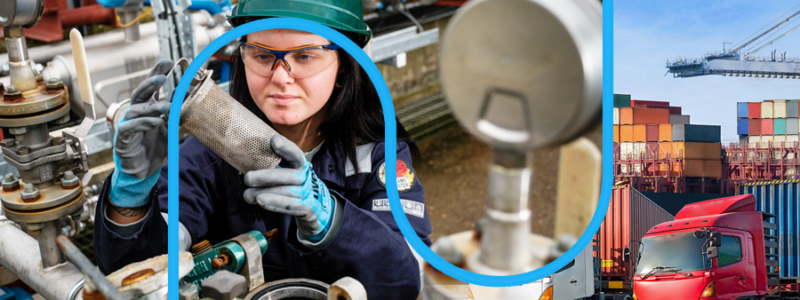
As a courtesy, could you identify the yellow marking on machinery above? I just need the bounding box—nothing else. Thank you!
[609,281,624,289]
[602,260,614,268]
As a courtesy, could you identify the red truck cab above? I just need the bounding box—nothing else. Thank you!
[631,195,771,300]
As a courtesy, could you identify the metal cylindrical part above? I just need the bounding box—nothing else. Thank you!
[5,36,29,62]
[56,235,127,300]
[38,220,66,267]
[180,70,281,173]
[18,124,51,149]
[478,150,532,271]
[118,9,141,42]
[0,223,84,300]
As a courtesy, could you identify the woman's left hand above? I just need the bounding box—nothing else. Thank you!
[243,135,335,242]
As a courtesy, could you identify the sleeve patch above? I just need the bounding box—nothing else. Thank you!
[377,160,416,193]
[372,199,425,218]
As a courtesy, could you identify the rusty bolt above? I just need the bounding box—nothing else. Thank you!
[211,253,231,269]
[122,268,155,286]
[2,173,19,192]
[432,236,464,267]
[1,139,16,148]
[45,78,65,91]
[15,146,30,155]
[3,85,22,102]
[35,74,44,83]
[4,85,18,95]
[21,183,40,202]
[61,170,80,189]
[9,127,26,136]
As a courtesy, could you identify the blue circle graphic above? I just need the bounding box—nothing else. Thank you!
[167,16,613,290]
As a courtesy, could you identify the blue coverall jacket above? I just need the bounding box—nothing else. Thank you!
[93,136,433,299]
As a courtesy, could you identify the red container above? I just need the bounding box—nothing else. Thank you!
[619,107,671,125]
[646,125,659,142]
[749,102,761,119]
[597,187,674,283]
[631,100,670,107]
[749,119,762,136]
[762,118,774,135]
[668,106,681,115]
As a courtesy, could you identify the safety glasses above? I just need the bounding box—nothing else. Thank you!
[238,41,340,79]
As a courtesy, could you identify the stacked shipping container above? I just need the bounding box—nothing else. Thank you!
[613,94,722,178]
[738,100,800,149]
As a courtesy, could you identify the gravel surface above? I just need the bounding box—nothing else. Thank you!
[414,123,602,241]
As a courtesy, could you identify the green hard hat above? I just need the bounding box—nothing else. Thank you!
[229,0,372,48]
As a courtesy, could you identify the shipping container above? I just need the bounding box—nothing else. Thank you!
[658,124,672,141]
[630,100,670,108]
[762,118,774,135]
[749,102,762,119]
[774,118,787,135]
[683,159,723,178]
[762,102,774,119]
[668,106,681,115]
[774,135,786,148]
[749,119,762,136]
[633,125,647,142]
[613,108,620,125]
[614,125,620,143]
[598,186,674,283]
[762,136,773,148]
[620,142,634,159]
[788,102,799,118]
[737,102,749,118]
[788,135,799,147]
[738,182,800,279]
[619,107,670,125]
[670,115,690,124]
[620,125,633,143]
[646,125,659,142]
[633,142,648,159]
[672,124,721,143]
[774,101,787,118]
[665,142,722,160]
[788,118,799,135]
[749,136,761,147]
[738,119,749,135]
[614,94,631,108]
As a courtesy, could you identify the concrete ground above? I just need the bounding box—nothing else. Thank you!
[414,123,603,241]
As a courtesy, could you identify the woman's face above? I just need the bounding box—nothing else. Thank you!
[244,29,339,126]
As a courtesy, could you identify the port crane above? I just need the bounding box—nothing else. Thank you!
[666,3,800,79]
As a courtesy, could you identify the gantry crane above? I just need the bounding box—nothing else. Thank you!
[666,3,800,79]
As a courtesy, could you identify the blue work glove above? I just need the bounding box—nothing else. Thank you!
[243,135,335,242]
[109,60,173,207]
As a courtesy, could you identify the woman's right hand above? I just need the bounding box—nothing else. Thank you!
[109,60,173,209]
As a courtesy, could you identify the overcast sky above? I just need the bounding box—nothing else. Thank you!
[614,0,800,143]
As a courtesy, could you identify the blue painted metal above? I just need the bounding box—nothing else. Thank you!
[0,287,33,300]
[738,119,749,135]
[740,182,800,279]
[738,102,749,118]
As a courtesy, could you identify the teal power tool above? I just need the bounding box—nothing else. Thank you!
[183,230,270,287]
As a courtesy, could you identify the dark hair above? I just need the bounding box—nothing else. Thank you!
[223,34,419,193]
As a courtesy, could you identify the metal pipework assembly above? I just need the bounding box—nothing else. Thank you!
[424,0,602,298]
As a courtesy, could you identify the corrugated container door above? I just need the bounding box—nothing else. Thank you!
[620,142,634,160]
[774,119,787,135]
[749,102,762,119]
[762,102,774,118]
[658,142,673,159]
[672,124,685,141]
[632,108,671,124]
[739,183,800,279]
[774,101,787,118]
[738,119,749,135]
[621,125,634,142]
[762,119,774,135]
[788,102,799,118]
[659,124,672,141]
[614,94,632,108]
[614,125,620,143]
[633,142,647,159]
[620,107,633,125]
[683,160,722,178]
[670,115,690,124]
[614,108,620,125]
[684,125,721,143]
[737,102,749,118]
[633,125,647,142]
[748,136,760,147]
[788,135,799,148]
[646,125,659,142]
[787,118,799,135]
[774,135,786,148]
[749,119,762,136]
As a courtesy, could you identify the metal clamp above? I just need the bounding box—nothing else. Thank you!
[231,233,265,291]
[62,130,88,174]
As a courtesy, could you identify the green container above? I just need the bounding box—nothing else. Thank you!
[774,118,787,135]
[614,94,631,108]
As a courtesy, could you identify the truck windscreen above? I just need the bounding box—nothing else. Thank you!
[636,231,707,275]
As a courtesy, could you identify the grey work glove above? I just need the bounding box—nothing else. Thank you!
[243,135,335,242]
[109,59,173,207]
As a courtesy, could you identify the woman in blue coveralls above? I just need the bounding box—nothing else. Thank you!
[93,0,432,298]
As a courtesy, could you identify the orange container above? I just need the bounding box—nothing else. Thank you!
[620,125,634,142]
[670,142,722,160]
[659,124,672,141]
[682,160,722,178]
[658,142,673,159]
[614,125,620,143]
[633,125,647,142]
[619,107,671,125]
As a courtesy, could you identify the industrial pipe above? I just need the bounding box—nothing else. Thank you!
[60,5,118,28]
[0,223,84,300]
[56,235,126,300]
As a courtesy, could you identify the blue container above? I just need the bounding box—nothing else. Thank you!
[738,102,749,118]
[737,119,749,135]
[740,182,800,279]
[775,119,787,135]
[672,124,721,143]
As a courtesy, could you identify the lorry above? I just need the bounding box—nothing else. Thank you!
[526,186,673,300]
[630,182,800,300]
